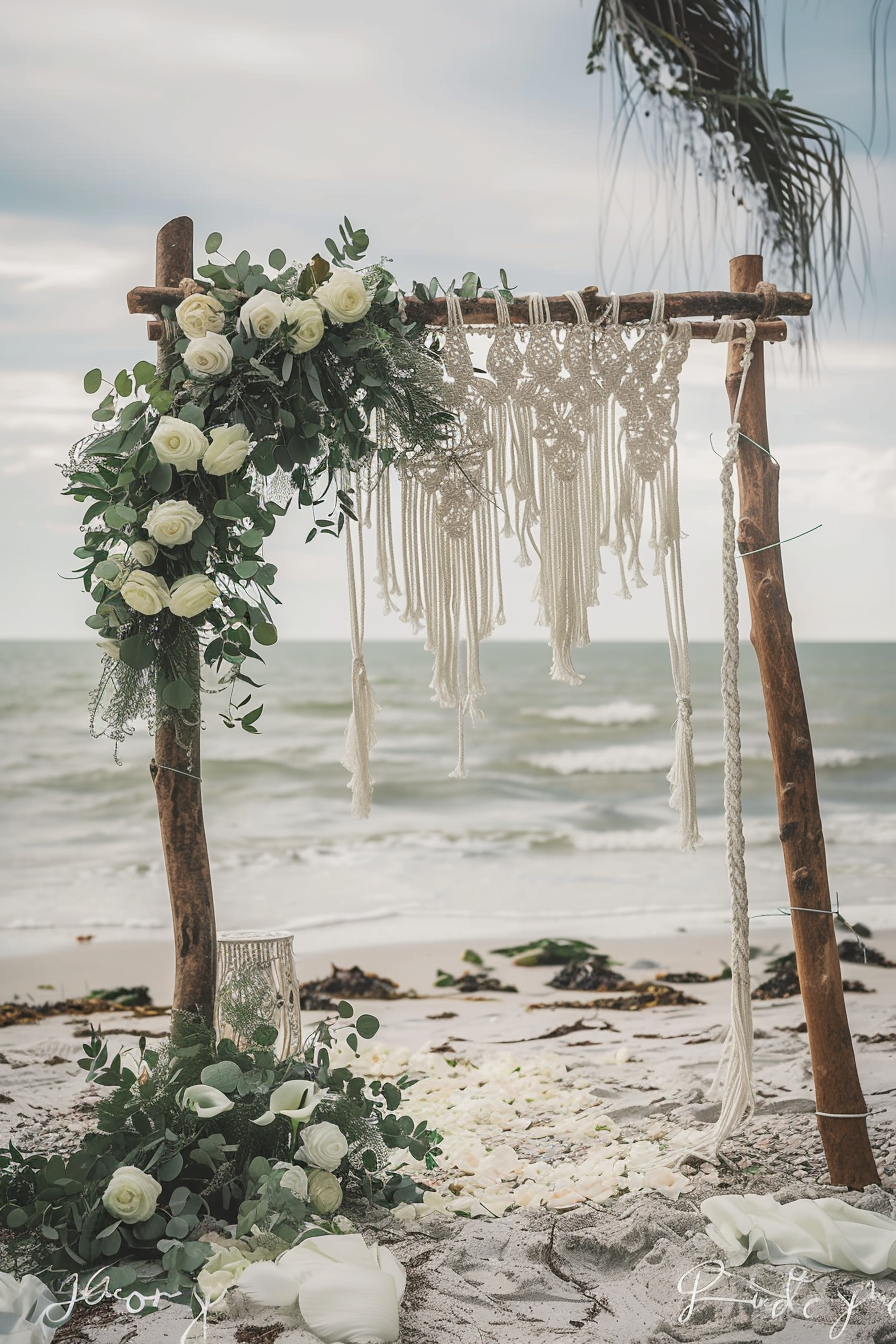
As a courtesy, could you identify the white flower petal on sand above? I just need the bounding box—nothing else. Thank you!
[279,1235,404,1344]
[237,1261,302,1309]
[344,1045,689,1216]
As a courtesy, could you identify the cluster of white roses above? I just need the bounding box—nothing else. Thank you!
[181,1078,349,1217]
[176,268,373,377]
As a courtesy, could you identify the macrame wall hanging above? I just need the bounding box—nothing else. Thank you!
[342,291,700,849]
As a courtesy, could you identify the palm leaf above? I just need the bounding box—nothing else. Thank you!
[587,0,880,308]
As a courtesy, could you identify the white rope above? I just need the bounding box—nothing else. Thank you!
[673,315,757,1161]
[341,491,379,819]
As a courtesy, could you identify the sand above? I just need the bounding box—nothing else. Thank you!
[2,930,896,1342]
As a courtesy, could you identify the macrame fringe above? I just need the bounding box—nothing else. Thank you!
[345,290,702,846]
[341,498,379,819]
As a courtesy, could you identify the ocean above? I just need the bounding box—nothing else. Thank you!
[1,640,894,959]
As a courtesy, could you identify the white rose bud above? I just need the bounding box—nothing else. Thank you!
[151,415,209,471]
[145,499,204,547]
[306,1169,343,1215]
[95,552,129,592]
[96,638,121,660]
[128,539,158,566]
[169,574,219,618]
[299,1121,349,1172]
[239,291,287,339]
[314,270,372,325]
[120,570,170,616]
[183,333,233,377]
[275,1163,309,1201]
[101,1165,162,1225]
[176,291,225,339]
[284,297,325,353]
[203,423,250,476]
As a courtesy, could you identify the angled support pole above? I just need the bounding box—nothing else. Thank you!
[726,254,878,1189]
[146,216,217,1028]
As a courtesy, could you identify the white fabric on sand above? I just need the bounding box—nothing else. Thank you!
[702,1192,896,1275]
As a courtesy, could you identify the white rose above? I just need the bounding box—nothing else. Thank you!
[120,571,170,616]
[284,297,325,353]
[128,539,158,566]
[169,574,219,619]
[183,333,233,377]
[151,416,209,471]
[96,638,121,660]
[176,292,225,339]
[101,1165,162,1225]
[299,1122,349,1172]
[203,423,250,476]
[145,499,204,547]
[196,1268,235,1311]
[94,553,129,592]
[314,270,372,325]
[239,291,286,339]
[306,1169,343,1215]
[275,1164,309,1201]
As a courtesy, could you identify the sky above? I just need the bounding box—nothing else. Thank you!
[1,0,893,643]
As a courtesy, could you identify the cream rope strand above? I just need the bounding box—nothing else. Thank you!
[672,315,757,1160]
[341,485,379,819]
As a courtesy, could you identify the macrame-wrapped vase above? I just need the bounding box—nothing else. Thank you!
[214,930,303,1061]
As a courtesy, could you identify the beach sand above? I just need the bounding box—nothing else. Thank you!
[2,931,896,1342]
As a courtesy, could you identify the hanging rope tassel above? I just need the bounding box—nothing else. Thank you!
[673,316,757,1162]
[341,491,379,819]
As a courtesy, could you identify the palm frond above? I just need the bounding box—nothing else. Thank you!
[588,0,874,308]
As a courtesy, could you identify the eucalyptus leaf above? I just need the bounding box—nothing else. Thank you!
[253,622,277,646]
[161,678,194,709]
[200,1060,243,1092]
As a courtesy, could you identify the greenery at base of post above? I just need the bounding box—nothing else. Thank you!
[65,220,511,752]
[0,994,441,1301]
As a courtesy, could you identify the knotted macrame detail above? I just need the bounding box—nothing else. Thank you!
[343,289,701,847]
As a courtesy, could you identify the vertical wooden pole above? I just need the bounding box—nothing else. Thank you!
[148,217,217,1027]
[726,255,878,1189]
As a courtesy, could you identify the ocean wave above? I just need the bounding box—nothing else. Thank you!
[285,907,398,932]
[526,744,880,775]
[521,700,659,727]
[813,748,877,769]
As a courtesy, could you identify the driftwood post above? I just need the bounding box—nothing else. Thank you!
[726,254,878,1189]
[147,216,217,1027]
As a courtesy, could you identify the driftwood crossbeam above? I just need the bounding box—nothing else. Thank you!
[133,217,877,1191]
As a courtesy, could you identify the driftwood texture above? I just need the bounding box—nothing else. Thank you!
[727,254,878,1189]
[149,216,218,1027]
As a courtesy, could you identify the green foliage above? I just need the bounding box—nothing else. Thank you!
[64,221,458,751]
[0,997,441,1291]
[491,937,601,966]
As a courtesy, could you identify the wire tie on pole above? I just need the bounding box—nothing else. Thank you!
[738,524,822,558]
[154,762,202,782]
[815,1111,870,1119]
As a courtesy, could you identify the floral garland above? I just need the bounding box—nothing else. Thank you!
[64,221,453,747]
[0,995,441,1309]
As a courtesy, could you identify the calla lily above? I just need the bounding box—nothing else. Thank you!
[239,1235,405,1344]
[251,1080,323,1128]
[182,1084,234,1119]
